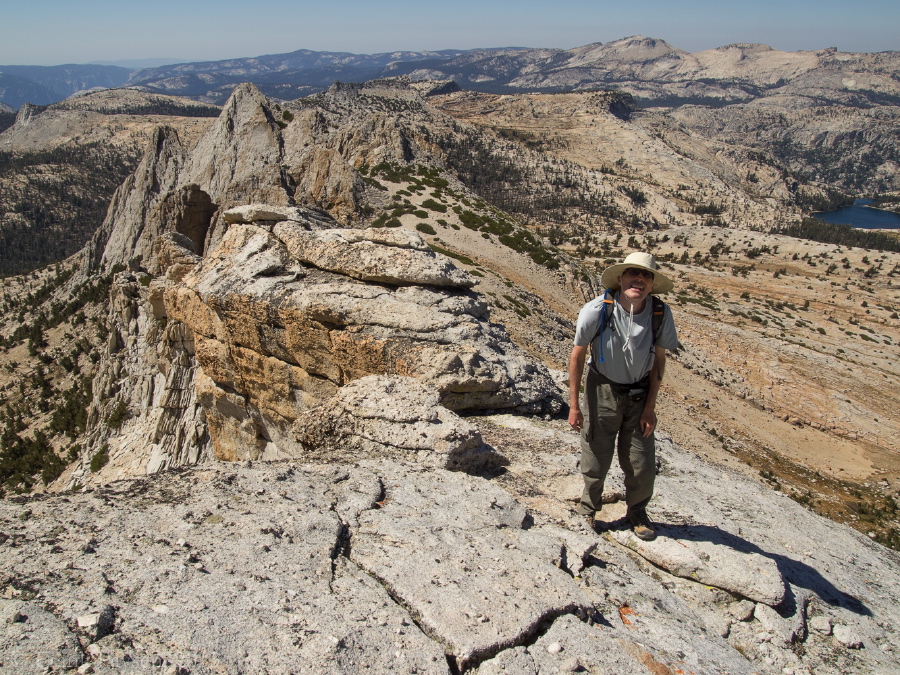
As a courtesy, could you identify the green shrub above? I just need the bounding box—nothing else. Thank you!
[362,177,387,191]
[105,400,128,429]
[416,223,437,235]
[90,444,109,472]
[372,217,402,228]
[498,230,559,270]
[458,210,483,230]
[428,245,474,266]
[421,199,448,213]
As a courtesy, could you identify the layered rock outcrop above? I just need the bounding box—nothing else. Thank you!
[70,206,559,480]
[162,212,558,463]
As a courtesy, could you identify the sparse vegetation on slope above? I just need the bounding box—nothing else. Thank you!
[431,124,629,231]
[775,218,900,253]
[0,144,139,276]
[366,160,564,270]
[0,262,115,495]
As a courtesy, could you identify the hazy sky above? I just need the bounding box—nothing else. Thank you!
[3,0,899,66]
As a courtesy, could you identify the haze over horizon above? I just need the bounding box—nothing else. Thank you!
[2,0,899,67]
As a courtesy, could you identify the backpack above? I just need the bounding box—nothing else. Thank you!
[591,289,666,364]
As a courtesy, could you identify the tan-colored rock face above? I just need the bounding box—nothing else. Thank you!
[160,219,558,460]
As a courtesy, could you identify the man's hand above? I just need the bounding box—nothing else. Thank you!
[569,407,583,432]
[640,347,664,437]
[568,345,588,433]
[640,407,656,437]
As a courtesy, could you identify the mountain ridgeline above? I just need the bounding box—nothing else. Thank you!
[120,38,900,109]
[0,64,132,109]
[2,37,899,281]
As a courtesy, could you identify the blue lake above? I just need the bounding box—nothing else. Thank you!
[814,199,900,230]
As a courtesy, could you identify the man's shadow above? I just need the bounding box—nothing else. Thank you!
[614,520,871,617]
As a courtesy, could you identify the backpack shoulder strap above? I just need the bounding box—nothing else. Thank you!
[651,296,666,344]
[600,290,615,334]
[590,289,615,364]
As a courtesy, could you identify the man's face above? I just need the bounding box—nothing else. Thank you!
[619,267,654,303]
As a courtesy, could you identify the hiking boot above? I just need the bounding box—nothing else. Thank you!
[627,509,656,541]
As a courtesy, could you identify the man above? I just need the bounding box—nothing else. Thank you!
[568,251,677,541]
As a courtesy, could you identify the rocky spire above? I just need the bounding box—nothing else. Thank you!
[182,83,291,252]
[90,126,186,271]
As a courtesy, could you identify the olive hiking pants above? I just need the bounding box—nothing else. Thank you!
[576,368,655,516]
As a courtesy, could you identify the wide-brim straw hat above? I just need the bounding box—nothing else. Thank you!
[601,251,674,294]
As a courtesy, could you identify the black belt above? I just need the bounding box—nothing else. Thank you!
[589,368,650,402]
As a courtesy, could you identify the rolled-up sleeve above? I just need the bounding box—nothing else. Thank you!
[657,305,678,351]
[573,298,603,347]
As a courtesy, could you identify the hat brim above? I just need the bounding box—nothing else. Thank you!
[601,263,674,294]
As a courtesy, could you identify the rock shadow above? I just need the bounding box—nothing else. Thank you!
[657,523,871,616]
[470,441,510,476]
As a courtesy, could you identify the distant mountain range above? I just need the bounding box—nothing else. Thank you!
[2,36,899,110]
[0,64,132,108]
[0,49,475,109]
[88,58,188,70]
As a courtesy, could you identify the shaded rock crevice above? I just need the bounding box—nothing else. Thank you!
[68,272,211,487]
[162,184,217,257]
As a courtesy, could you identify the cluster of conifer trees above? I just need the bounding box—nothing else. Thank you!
[0,111,15,134]
[0,143,139,276]
[775,218,900,253]
[0,265,122,494]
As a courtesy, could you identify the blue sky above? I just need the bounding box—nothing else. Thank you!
[3,0,899,66]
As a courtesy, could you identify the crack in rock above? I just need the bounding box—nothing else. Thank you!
[347,464,595,669]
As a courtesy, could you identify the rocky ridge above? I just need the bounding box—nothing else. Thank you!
[3,424,900,674]
[0,90,217,154]
[59,82,561,484]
